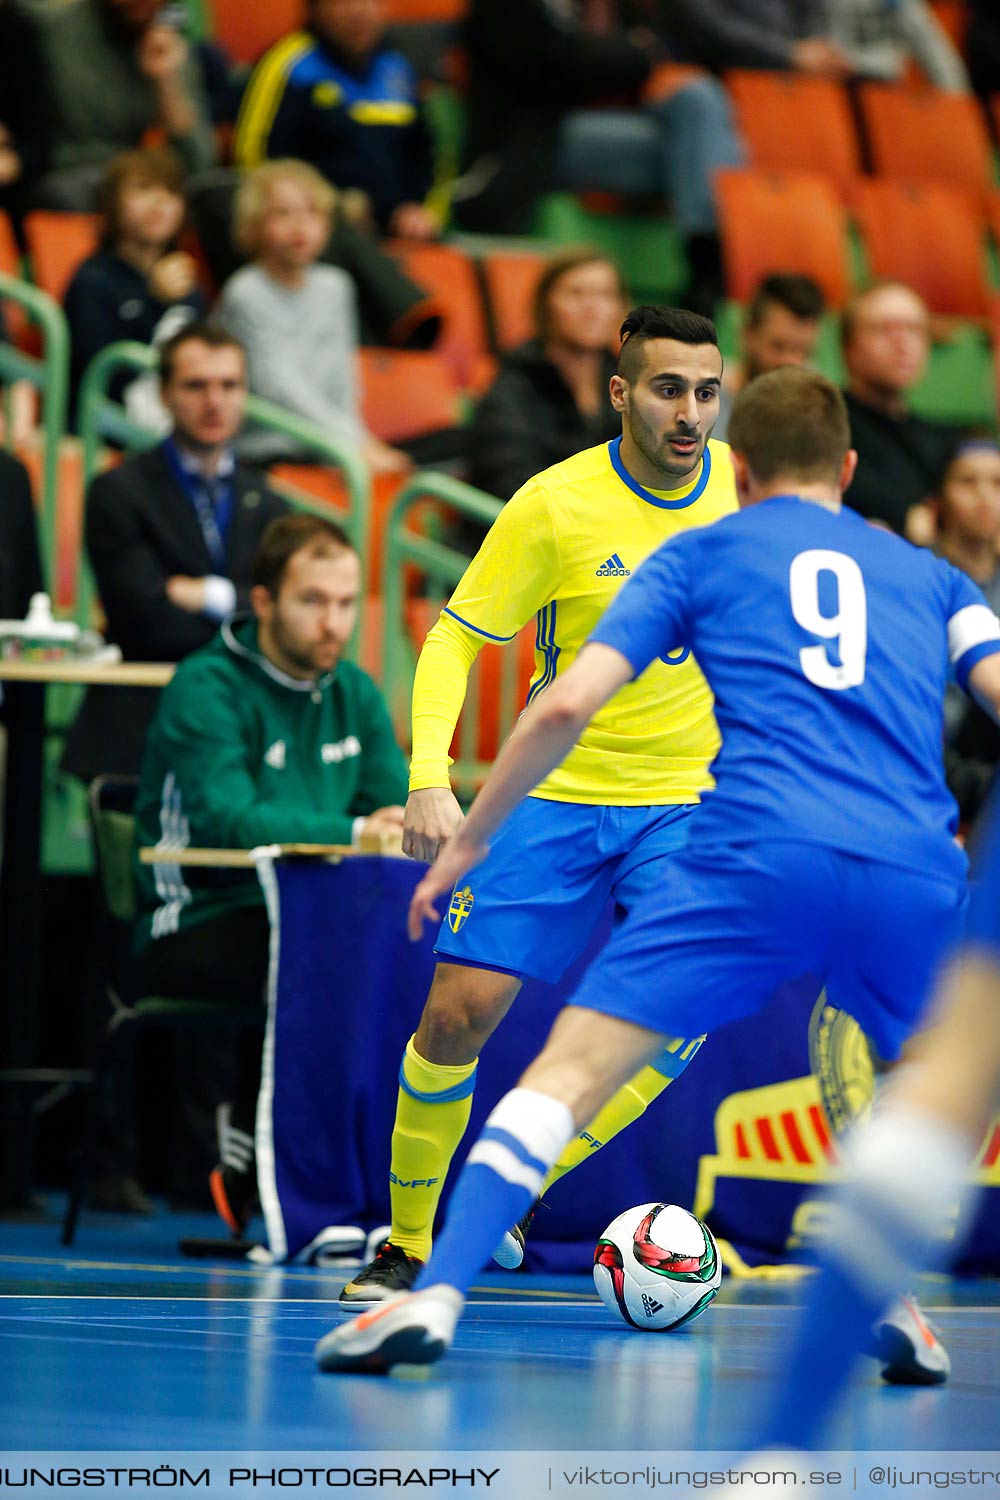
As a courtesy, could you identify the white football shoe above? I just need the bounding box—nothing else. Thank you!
[315,1285,464,1374]
[491,1199,540,1270]
[874,1293,951,1385]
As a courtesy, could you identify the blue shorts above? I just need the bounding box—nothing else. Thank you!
[571,839,968,1064]
[434,796,696,984]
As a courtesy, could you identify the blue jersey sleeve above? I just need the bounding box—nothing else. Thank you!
[945,564,1000,690]
[589,535,692,677]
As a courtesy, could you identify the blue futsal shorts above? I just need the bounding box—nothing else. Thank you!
[434,795,696,985]
[571,838,968,1064]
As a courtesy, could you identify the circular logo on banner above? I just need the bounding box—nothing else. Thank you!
[808,993,878,1136]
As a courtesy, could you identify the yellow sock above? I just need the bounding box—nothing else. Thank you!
[388,1035,478,1260]
[541,1035,706,1195]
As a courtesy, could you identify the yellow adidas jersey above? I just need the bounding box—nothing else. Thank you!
[444,437,737,804]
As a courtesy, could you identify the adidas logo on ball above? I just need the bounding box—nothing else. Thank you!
[641,1292,664,1317]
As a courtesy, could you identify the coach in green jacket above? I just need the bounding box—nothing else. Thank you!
[132,512,408,1226]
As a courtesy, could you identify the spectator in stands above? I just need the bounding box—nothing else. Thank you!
[63,323,288,785]
[28,0,215,212]
[0,450,43,628]
[664,0,852,76]
[667,0,967,88]
[454,0,744,314]
[968,0,1000,98]
[714,274,825,442]
[215,160,408,475]
[233,0,437,241]
[934,442,1000,824]
[841,281,965,538]
[0,0,49,222]
[132,512,408,1232]
[829,0,970,89]
[468,249,625,505]
[64,147,206,417]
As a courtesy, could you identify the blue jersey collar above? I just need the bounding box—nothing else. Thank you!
[608,435,712,510]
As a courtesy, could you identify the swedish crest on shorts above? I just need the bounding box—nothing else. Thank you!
[448,885,475,933]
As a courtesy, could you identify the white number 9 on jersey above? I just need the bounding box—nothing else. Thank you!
[788,549,868,690]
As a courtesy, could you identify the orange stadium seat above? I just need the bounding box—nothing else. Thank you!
[404,598,536,764]
[856,84,994,205]
[387,241,492,389]
[851,178,993,319]
[360,348,461,442]
[269,465,406,592]
[24,212,100,304]
[209,0,301,64]
[17,441,87,612]
[383,0,466,20]
[0,212,19,278]
[481,251,545,352]
[725,72,861,195]
[715,169,852,308]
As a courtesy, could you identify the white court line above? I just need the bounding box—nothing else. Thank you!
[2,1294,997,1313]
[0,1294,597,1307]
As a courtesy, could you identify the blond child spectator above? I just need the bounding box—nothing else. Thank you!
[214,160,408,475]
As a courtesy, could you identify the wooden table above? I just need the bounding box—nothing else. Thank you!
[136,836,405,868]
[0,658,174,1212]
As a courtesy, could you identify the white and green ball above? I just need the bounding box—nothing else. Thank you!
[593,1202,722,1332]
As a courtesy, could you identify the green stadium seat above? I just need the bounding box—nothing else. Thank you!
[532,194,687,304]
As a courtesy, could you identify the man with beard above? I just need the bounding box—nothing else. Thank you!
[132,512,408,1228]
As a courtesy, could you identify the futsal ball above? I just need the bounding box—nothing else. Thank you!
[593,1202,722,1332]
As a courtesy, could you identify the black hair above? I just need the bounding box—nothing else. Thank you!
[617,305,718,382]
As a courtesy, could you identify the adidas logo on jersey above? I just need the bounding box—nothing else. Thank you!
[641,1292,664,1317]
[596,554,630,577]
[264,739,287,769]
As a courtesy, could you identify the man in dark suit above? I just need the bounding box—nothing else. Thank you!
[64,322,288,781]
[0,451,43,626]
[64,323,287,1212]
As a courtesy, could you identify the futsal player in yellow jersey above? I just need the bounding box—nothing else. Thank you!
[341,305,736,1302]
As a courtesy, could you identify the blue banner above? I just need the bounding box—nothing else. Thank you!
[256,857,1000,1274]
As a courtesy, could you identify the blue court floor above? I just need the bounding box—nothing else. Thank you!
[2,1204,999,1462]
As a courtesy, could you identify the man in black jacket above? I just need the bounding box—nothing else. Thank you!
[840,282,965,538]
[64,323,287,782]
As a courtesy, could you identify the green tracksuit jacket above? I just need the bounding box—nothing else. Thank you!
[133,616,408,947]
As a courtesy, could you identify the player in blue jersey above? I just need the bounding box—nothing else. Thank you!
[314,366,1000,1377]
[721,786,1000,1467]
